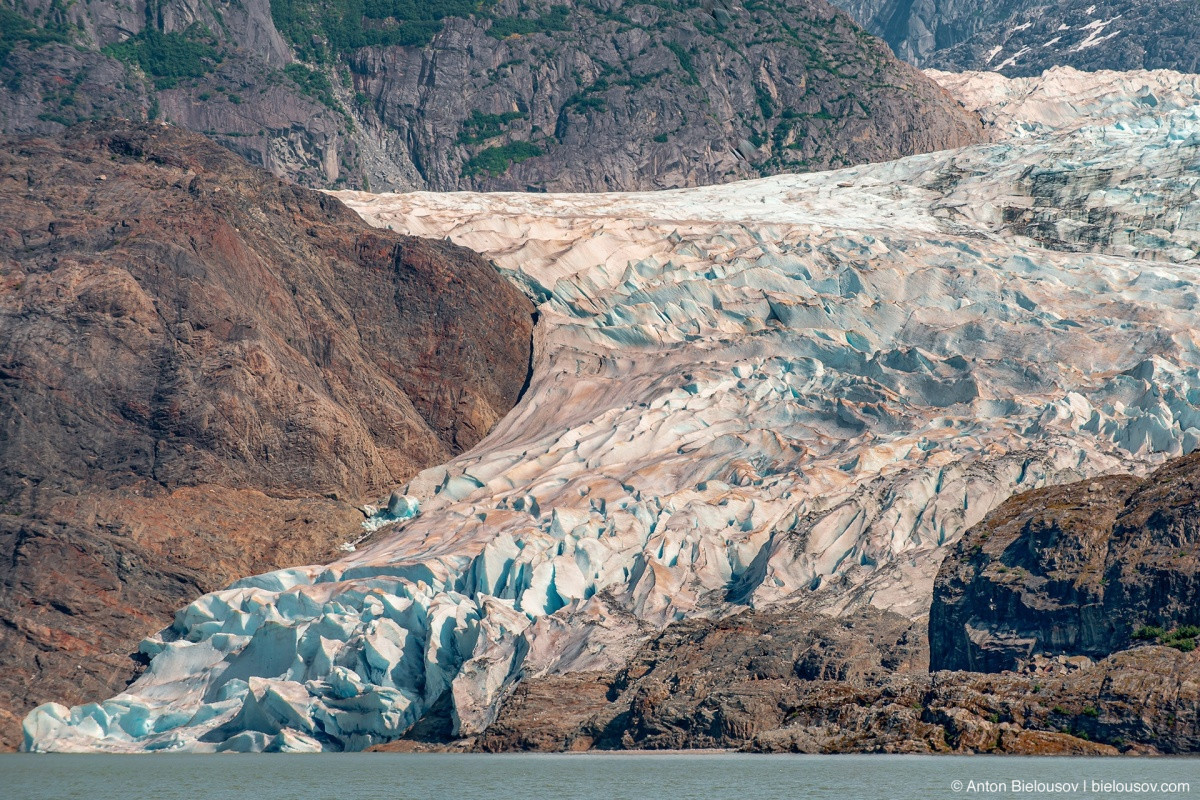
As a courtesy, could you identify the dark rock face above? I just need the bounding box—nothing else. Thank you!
[346,0,984,191]
[469,608,928,752]
[594,607,926,750]
[0,120,534,749]
[468,672,617,753]
[1,0,983,191]
[931,452,1200,673]
[835,0,1200,76]
[748,647,1200,755]
[465,608,1200,754]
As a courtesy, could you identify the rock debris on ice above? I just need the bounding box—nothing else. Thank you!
[24,68,1200,752]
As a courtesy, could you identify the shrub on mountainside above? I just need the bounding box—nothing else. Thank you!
[0,7,73,66]
[458,110,526,143]
[104,26,221,89]
[487,6,570,38]
[271,0,496,59]
[461,140,542,176]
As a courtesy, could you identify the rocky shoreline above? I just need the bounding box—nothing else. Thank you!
[377,455,1200,756]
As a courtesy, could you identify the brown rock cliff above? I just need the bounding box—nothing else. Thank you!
[0,120,534,749]
[932,452,1200,672]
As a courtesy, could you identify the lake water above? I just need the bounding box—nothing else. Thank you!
[3,753,1198,800]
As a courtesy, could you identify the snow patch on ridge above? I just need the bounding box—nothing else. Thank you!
[23,68,1200,752]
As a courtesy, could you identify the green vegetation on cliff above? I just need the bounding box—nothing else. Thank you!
[104,26,221,89]
[284,63,340,112]
[458,110,526,144]
[0,7,73,66]
[1134,625,1200,652]
[461,140,542,176]
[487,6,570,38]
[271,0,493,60]
[268,0,576,58]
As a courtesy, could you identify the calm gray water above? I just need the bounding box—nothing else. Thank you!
[2,753,1199,800]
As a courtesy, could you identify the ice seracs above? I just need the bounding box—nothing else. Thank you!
[24,67,1200,752]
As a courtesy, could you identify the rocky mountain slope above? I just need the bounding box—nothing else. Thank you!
[22,67,1200,753]
[463,608,1198,755]
[1,0,983,191]
[835,0,1200,76]
[933,450,1200,673]
[0,120,533,750]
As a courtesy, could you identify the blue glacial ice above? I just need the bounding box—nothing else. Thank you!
[24,66,1200,752]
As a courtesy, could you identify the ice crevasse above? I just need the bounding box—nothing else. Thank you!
[23,67,1200,752]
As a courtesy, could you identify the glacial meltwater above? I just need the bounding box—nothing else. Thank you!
[3,753,1199,800]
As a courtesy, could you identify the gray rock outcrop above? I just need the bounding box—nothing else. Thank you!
[834,0,1200,75]
[931,452,1200,672]
[1,0,984,190]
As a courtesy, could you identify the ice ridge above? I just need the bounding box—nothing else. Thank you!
[23,67,1200,752]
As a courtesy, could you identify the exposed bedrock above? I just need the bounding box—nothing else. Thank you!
[931,451,1200,673]
[0,121,533,749]
[0,0,984,192]
[466,608,1199,755]
[344,0,985,191]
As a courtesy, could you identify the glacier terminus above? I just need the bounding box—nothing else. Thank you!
[23,67,1200,752]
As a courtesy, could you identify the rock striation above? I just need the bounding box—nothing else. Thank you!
[20,68,1200,753]
[0,120,533,750]
[834,0,1200,76]
[0,0,982,191]
[471,609,1198,754]
[932,451,1200,672]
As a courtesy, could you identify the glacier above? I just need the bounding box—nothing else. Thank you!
[23,67,1200,752]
